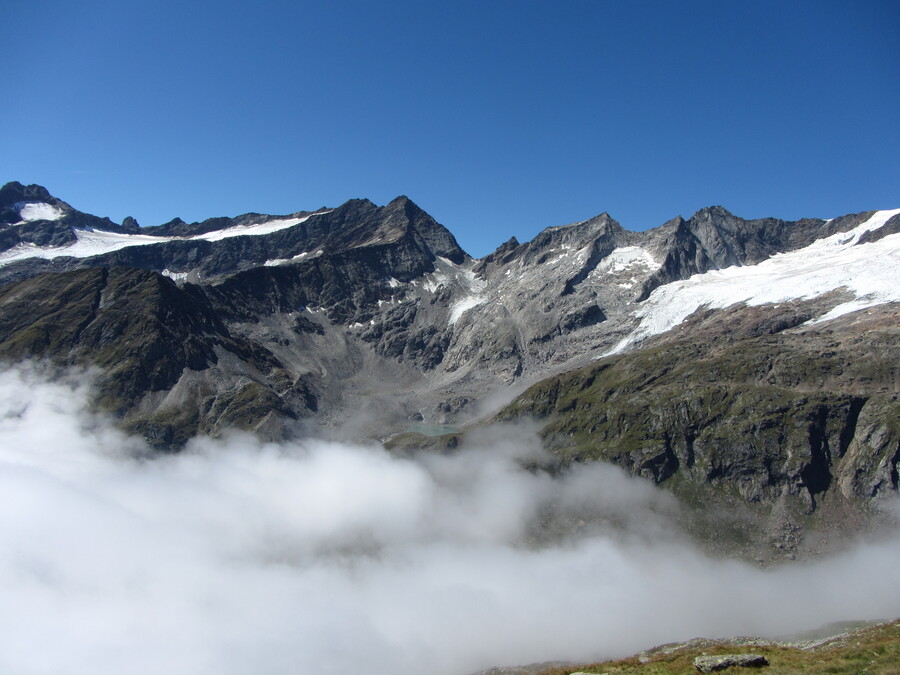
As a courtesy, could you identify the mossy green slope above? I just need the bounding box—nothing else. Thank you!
[535,618,900,675]
[498,301,900,555]
[0,267,305,446]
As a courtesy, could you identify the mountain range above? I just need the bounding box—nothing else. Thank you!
[1,180,898,560]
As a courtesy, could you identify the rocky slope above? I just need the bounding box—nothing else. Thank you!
[0,181,898,536]
[496,297,900,559]
[485,619,900,675]
[0,266,306,446]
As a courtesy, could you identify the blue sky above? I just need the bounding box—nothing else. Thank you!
[3,0,898,257]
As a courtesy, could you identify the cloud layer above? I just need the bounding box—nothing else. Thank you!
[2,365,900,675]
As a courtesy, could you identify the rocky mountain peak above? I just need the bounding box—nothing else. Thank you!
[380,195,424,227]
[548,211,621,241]
[692,204,735,220]
[387,194,413,207]
[0,181,70,225]
[0,181,55,206]
[378,195,466,264]
[483,211,628,272]
[476,236,521,269]
[648,215,688,241]
[335,197,377,213]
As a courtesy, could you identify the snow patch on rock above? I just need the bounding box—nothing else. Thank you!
[449,294,487,324]
[0,210,331,267]
[597,246,659,274]
[161,269,189,283]
[191,211,329,242]
[606,209,900,355]
[445,259,487,325]
[15,202,63,222]
[264,251,317,266]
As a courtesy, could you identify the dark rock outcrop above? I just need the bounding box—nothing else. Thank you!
[694,654,769,672]
[0,266,306,445]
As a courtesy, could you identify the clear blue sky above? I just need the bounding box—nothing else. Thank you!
[3,0,898,257]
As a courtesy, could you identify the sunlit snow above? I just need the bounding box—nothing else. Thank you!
[0,211,331,267]
[445,259,487,324]
[0,229,180,266]
[597,246,659,274]
[607,209,900,354]
[161,269,189,283]
[264,251,318,266]
[192,213,329,242]
[14,202,63,222]
[449,294,487,324]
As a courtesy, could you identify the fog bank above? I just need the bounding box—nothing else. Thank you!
[2,365,899,675]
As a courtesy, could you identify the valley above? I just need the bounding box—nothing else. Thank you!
[1,181,899,672]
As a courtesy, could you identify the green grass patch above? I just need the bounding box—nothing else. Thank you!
[536,619,900,675]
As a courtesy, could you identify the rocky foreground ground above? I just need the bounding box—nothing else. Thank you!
[478,618,900,674]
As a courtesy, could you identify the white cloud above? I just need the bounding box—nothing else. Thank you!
[0,364,899,675]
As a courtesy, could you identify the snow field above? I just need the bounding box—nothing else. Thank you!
[608,208,900,354]
[0,211,332,267]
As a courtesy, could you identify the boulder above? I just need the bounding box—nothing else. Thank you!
[694,653,769,672]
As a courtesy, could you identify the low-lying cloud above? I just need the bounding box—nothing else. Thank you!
[2,365,900,675]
